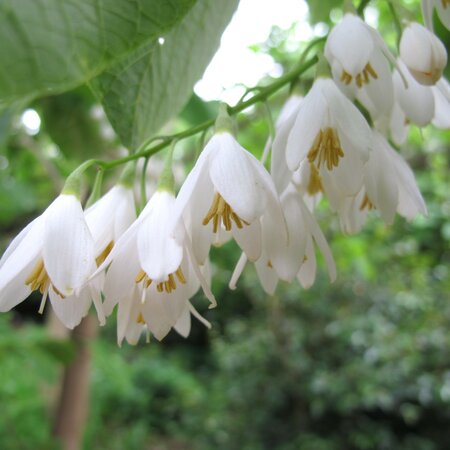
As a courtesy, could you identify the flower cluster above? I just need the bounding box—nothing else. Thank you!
[0,3,447,344]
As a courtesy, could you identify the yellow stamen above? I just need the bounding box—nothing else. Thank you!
[137,312,146,324]
[341,70,352,85]
[135,267,187,294]
[442,0,449,8]
[307,128,344,171]
[341,63,378,88]
[202,192,249,233]
[25,259,65,299]
[95,241,114,266]
[307,164,324,196]
[359,193,375,211]
[267,260,273,268]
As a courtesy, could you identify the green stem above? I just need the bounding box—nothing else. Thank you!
[388,0,403,46]
[140,157,150,209]
[70,55,318,177]
[356,0,371,16]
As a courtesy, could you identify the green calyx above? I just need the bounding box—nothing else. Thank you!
[314,53,332,80]
[118,161,136,189]
[214,103,236,135]
[61,160,95,198]
[156,144,176,194]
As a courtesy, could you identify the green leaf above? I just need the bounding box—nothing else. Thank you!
[94,0,239,149]
[0,0,197,107]
[306,0,343,24]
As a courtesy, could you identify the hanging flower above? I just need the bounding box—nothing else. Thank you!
[422,0,450,31]
[0,194,95,321]
[48,183,137,329]
[400,22,447,86]
[230,182,336,294]
[116,284,211,346]
[96,188,216,327]
[284,77,371,204]
[173,126,287,275]
[336,130,428,233]
[390,59,435,145]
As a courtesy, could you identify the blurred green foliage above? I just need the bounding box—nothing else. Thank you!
[0,0,449,449]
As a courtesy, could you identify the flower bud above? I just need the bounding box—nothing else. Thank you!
[400,22,447,86]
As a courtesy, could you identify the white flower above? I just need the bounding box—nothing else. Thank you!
[96,189,215,328]
[116,285,211,346]
[284,77,371,200]
[270,95,303,194]
[400,22,447,86]
[390,59,435,144]
[0,194,95,319]
[336,130,427,233]
[325,12,399,117]
[432,78,450,128]
[40,184,137,329]
[173,131,288,275]
[422,0,450,31]
[230,183,336,294]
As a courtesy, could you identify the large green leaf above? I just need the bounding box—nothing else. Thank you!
[94,0,239,149]
[0,0,197,107]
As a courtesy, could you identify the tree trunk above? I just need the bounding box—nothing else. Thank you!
[53,315,98,450]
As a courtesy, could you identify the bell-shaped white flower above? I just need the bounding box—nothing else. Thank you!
[325,13,408,122]
[270,95,303,194]
[400,22,447,86]
[230,183,336,294]
[96,188,216,325]
[390,59,435,144]
[432,78,450,128]
[173,129,288,276]
[116,284,211,346]
[0,194,95,318]
[49,183,137,329]
[284,77,371,200]
[422,0,450,32]
[336,130,427,233]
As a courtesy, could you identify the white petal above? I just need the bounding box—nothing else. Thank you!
[325,14,374,75]
[0,217,44,292]
[303,202,337,283]
[49,286,91,329]
[325,79,371,152]
[297,237,317,289]
[394,62,435,126]
[141,290,172,341]
[232,220,262,262]
[255,256,279,295]
[0,255,36,312]
[209,133,265,222]
[436,0,450,30]
[366,132,399,224]
[138,192,183,282]
[44,195,95,296]
[286,83,326,171]
[183,169,214,265]
[173,304,191,338]
[432,79,450,128]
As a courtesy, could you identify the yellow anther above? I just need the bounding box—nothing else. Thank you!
[96,241,114,266]
[442,0,449,8]
[340,71,352,85]
[135,269,146,283]
[25,259,65,299]
[203,192,249,233]
[342,64,378,88]
[359,193,375,211]
[137,312,146,324]
[136,266,187,294]
[307,164,324,196]
[307,128,344,171]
